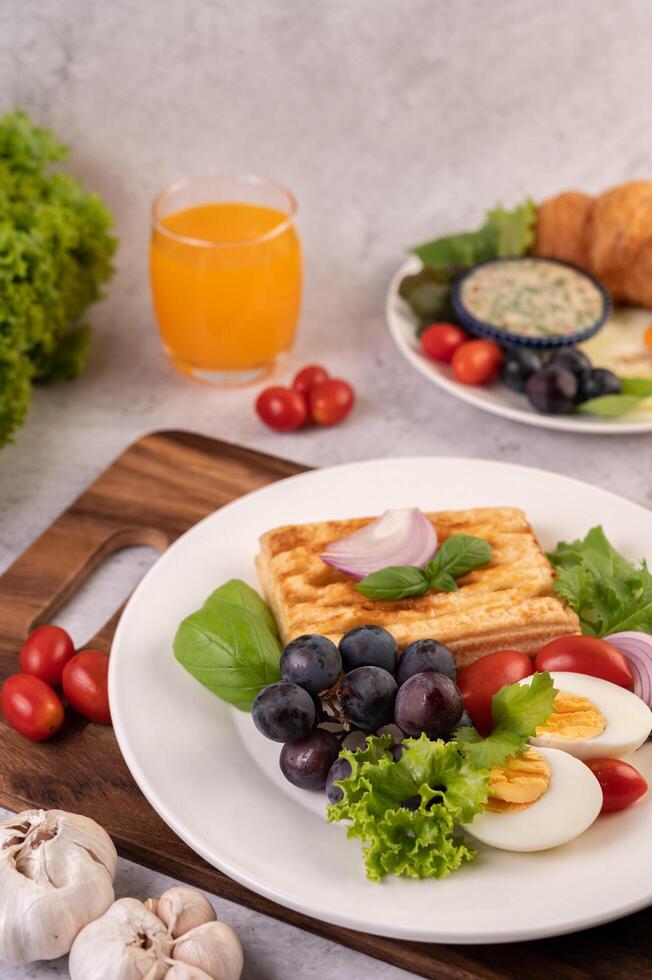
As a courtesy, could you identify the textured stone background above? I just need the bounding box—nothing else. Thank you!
[1,1,652,976]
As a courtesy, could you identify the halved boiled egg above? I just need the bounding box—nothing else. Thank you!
[464,746,602,852]
[524,671,652,760]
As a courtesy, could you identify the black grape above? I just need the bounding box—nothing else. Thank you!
[280,634,342,694]
[394,671,463,738]
[395,639,457,686]
[339,626,398,673]
[252,681,315,743]
[338,666,397,731]
[326,755,353,803]
[280,728,341,789]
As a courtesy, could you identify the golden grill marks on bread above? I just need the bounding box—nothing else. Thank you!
[256,507,580,668]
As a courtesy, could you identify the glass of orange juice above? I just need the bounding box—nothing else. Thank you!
[150,174,302,384]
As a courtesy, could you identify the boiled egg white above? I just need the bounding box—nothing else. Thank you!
[524,671,652,760]
[463,746,602,852]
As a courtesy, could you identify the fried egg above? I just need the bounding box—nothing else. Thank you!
[525,671,652,760]
[464,747,602,852]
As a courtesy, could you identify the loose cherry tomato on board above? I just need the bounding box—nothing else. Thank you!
[309,379,355,426]
[451,339,503,385]
[420,323,469,363]
[292,364,329,396]
[457,650,535,734]
[644,324,652,352]
[1,674,65,741]
[19,624,75,688]
[585,757,648,813]
[256,386,308,432]
[62,650,111,725]
[535,635,634,689]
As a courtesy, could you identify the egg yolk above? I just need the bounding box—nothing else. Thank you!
[535,691,606,741]
[486,750,551,813]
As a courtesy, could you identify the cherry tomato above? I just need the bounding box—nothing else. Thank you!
[62,650,111,725]
[535,635,633,689]
[457,650,535,734]
[451,339,503,385]
[292,364,329,396]
[1,674,64,741]
[309,379,355,426]
[644,324,652,352]
[19,624,75,688]
[420,323,469,363]
[585,757,648,813]
[255,386,308,432]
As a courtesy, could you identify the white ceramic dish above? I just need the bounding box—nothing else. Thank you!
[109,457,652,944]
[386,256,652,434]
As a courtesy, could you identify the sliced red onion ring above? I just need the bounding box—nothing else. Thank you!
[605,631,652,709]
[320,508,438,580]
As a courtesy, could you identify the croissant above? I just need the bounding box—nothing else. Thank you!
[533,181,652,308]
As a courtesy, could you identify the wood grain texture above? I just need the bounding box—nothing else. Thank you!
[0,430,649,980]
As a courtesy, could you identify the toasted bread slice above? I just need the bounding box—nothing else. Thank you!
[256,507,579,668]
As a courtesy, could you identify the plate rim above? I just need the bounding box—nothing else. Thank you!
[109,455,652,944]
[386,255,652,435]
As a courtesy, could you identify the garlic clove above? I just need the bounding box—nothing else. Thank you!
[172,921,243,980]
[0,809,117,965]
[69,897,172,980]
[165,965,216,979]
[157,887,216,938]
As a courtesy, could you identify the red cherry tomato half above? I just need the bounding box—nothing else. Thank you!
[1,674,65,741]
[535,635,634,689]
[255,386,308,432]
[292,364,329,395]
[420,323,469,363]
[457,650,535,734]
[62,650,111,725]
[309,378,355,426]
[451,339,503,385]
[585,757,648,813]
[19,624,75,688]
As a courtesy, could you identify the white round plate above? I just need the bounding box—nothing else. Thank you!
[386,256,652,434]
[110,458,652,944]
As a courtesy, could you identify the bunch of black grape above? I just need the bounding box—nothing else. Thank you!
[252,626,470,793]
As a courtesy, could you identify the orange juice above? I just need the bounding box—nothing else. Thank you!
[150,201,301,378]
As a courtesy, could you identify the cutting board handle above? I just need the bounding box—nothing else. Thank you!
[0,510,169,653]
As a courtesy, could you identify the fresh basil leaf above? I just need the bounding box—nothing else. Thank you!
[204,579,279,638]
[577,394,642,418]
[620,377,652,397]
[356,566,430,601]
[428,571,458,593]
[173,599,281,711]
[426,534,492,587]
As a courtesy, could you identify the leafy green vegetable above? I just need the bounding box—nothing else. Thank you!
[577,394,642,418]
[355,534,492,600]
[548,526,652,636]
[426,534,493,592]
[620,377,652,397]
[0,110,116,446]
[455,672,557,769]
[398,267,455,325]
[327,734,489,881]
[173,580,281,710]
[411,200,536,274]
[355,566,430,600]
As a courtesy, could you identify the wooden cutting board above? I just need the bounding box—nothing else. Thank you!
[0,430,649,980]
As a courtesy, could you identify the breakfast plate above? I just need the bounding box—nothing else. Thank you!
[109,457,652,944]
[386,256,652,434]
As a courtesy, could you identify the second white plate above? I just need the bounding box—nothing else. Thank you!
[386,256,652,434]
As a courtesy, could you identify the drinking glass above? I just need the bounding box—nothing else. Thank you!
[150,174,301,385]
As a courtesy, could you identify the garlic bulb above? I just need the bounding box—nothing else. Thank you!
[157,887,216,938]
[172,921,243,980]
[69,898,172,980]
[0,809,117,965]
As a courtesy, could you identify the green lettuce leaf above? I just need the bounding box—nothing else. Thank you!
[548,526,652,635]
[327,734,488,882]
[411,200,536,273]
